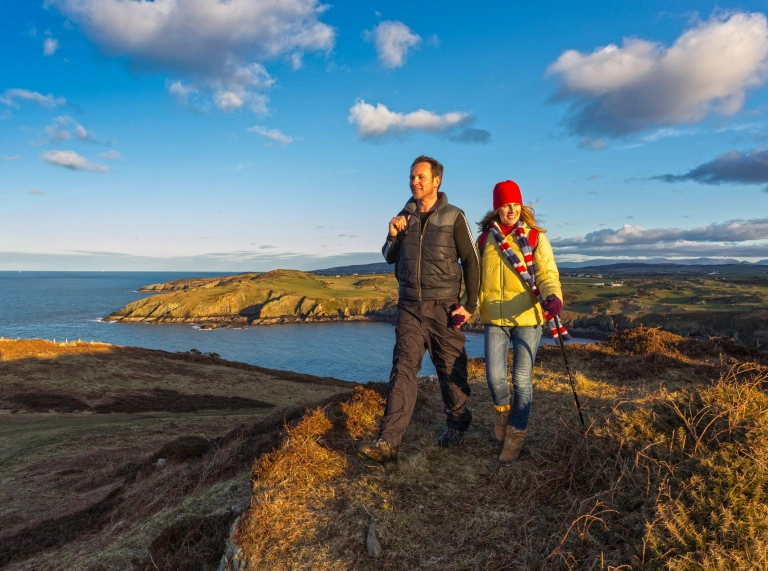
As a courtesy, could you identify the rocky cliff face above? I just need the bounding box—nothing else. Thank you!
[105,270,398,327]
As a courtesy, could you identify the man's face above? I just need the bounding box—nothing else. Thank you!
[409,162,440,202]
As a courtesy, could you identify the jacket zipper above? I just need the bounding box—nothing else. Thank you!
[417,216,430,301]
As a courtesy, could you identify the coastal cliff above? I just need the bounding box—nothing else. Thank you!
[105,270,399,327]
[106,269,768,348]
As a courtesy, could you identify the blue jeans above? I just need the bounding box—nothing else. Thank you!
[484,325,542,430]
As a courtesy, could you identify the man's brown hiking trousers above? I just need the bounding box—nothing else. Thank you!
[379,299,472,447]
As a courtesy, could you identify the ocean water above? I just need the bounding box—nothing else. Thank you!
[0,272,479,382]
[0,272,591,382]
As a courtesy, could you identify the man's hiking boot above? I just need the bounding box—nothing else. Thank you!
[493,404,512,442]
[437,426,466,448]
[356,438,398,463]
[499,426,526,462]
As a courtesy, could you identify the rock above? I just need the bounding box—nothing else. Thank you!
[367,519,382,557]
[218,516,249,571]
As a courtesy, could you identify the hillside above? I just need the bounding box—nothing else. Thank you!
[3,331,768,569]
[224,328,768,570]
[104,269,399,327]
[0,339,354,570]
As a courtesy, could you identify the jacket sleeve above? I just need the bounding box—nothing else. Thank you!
[459,237,483,309]
[454,212,480,313]
[532,233,563,302]
[382,234,400,264]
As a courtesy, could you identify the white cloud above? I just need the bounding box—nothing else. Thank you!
[43,37,60,56]
[546,12,768,136]
[27,189,45,196]
[50,0,335,115]
[100,150,120,160]
[348,100,490,143]
[42,115,99,144]
[166,80,205,111]
[2,155,22,161]
[43,150,109,172]
[553,219,768,247]
[551,219,768,258]
[0,88,66,108]
[247,125,294,144]
[364,21,421,68]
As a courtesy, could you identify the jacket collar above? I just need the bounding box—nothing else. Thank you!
[402,191,448,215]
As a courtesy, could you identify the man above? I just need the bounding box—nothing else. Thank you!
[357,155,480,463]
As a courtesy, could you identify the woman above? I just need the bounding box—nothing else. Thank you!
[476,180,565,462]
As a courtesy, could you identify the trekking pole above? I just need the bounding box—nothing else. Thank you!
[553,316,585,427]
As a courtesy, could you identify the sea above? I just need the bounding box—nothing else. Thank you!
[0,272,591,382]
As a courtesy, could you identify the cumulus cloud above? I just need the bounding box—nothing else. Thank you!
[546,12,768,137]
[100,150,120,160]
[43,37,59,56]
[348,100,490,143]
[0,88,66,108]
[43,150,108,172]
[364,21,421,68]
[653,147,768,190]
[551,218,768,258]
[50,0,335,115]
[247,125,294,144]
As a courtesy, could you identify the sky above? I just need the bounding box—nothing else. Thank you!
[2,0,768,271]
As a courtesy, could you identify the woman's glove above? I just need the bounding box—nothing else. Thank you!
[542,295,562,317]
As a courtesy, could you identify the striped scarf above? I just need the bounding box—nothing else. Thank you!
[489,221,572,345]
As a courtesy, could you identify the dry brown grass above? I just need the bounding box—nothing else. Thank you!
[340,385,386,439]
[230,330,768,570]
[234,408,349,568]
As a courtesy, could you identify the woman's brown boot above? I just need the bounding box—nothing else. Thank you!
[499,426,526,462]
[493,404,511,442]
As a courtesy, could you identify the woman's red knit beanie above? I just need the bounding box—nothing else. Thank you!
[493,180,523,210]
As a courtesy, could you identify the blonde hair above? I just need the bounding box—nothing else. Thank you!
[477,203,545,233]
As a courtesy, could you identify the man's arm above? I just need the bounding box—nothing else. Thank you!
[453,211,480,313]
[383,214,408,263]
[382,234,400,264]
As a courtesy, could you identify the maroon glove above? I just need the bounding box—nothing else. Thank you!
[451,304,467,328]
[542,295,562,317]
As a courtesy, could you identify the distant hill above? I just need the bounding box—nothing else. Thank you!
[312,262,392,276]
[559,257,749,268]
[561,262,768,276]
[312,259,768,276]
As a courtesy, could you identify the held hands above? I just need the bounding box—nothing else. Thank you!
[542,295,563,318]
[388,215,408,237]
[450,304,472,328]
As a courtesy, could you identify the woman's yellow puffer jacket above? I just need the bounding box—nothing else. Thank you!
[479,225,563,327]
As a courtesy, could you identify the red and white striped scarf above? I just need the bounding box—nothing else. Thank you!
[489,221,571,344]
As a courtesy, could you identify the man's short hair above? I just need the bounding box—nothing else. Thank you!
[411,155,443,183]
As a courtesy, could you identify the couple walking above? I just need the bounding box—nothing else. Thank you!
[357,155,565,464]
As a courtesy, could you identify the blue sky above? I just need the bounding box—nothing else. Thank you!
[2,0,768,270]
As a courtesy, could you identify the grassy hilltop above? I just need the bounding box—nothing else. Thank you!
[105,270,398,327]
[3,331,768,569]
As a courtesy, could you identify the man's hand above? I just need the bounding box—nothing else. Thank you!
[450,304,472,328]
[389,215,408,237]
